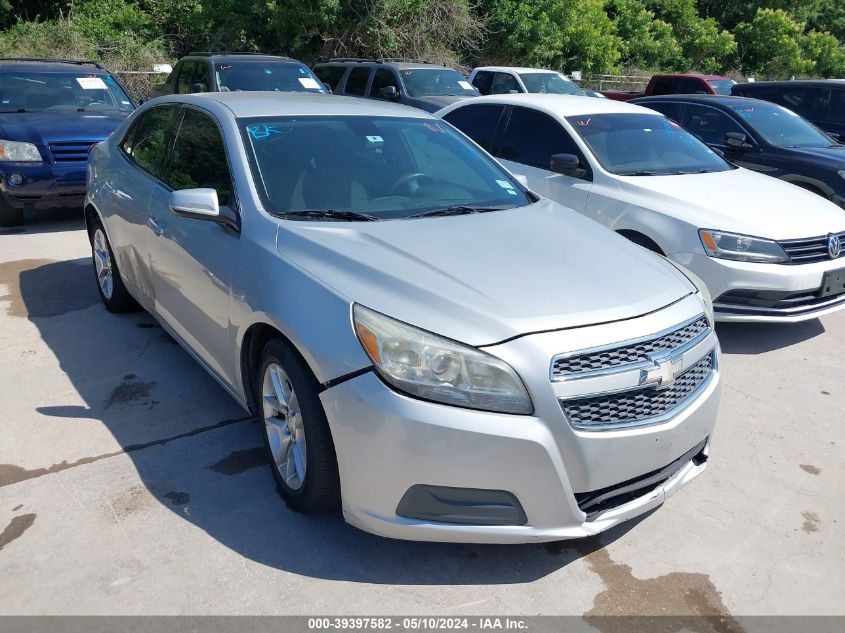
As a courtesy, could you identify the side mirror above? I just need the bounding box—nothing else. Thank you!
[513,174,529,187]
[191,83,207,94]
[380,85,399,100]
[169,188,239,232]
[725,132,753,152]
[323,83,333,94]
[550,153,585,177]
[828,132,841,143]
[138,96,147,105]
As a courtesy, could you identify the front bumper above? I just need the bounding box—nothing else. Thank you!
[672,252,845,322]
[0,163,88,210]
[319,295,720,543]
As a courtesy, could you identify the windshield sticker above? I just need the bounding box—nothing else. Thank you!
[76,77,107,90]
[298,77,321,89]
[458,80,474,90]
[365,135,385,146]
[496,179,515,190]
[576,118,591,126]
[422,122,446,134]
[247,124,285,140]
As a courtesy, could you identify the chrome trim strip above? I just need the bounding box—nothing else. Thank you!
[715,292,845,316]
[550,313,709,382]
[560,349,717,432]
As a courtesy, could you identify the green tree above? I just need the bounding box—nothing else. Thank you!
[649,0,736,73]
[801,29,845,77]
[606,0,682,70]
[735,8,814,78]
[480,0,621,73]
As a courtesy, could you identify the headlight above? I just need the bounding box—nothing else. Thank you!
[353,304,533,415]
[0,140,41,162]
[699,229,788,263]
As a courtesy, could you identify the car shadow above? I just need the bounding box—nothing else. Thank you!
[13,257,647,585]
[0,207,85,236]
[715,319,825,355]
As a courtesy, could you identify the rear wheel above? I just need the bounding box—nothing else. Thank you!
[0,199,23,227]
[90,219,136,312]
[258,339,340,514]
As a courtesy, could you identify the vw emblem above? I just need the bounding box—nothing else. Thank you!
[828,233,842,259]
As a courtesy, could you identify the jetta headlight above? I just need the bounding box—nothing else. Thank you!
[353,304,533,415]
[0,140,41,162]
[699,229,788,263]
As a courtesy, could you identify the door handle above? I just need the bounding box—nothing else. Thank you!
[147,216,164,236]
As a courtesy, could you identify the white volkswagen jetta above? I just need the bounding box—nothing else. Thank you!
[438,94,845,322]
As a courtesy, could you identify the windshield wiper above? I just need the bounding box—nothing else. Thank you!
[409,205,512,218]
[281,209,379,222]
[616,170,666,176]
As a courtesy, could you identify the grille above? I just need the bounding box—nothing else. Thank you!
[561,351,714,429]
[49,141,97,163]
[552,315,708,378]
[715,288,845,316]
[778,231,845,264]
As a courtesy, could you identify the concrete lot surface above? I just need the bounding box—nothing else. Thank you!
[0,210,843,617]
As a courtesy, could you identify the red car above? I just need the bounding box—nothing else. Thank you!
[603,74,736,101]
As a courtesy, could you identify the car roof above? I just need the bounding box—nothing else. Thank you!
[0,59,108,74]
[442,93,661,117]
[314,60,450,70]
[735,79,845,88]
[184,53,296,63]
[472,66,562,75]
[653,73,729,80]
[156,91,439,119]
[632,94,759,108]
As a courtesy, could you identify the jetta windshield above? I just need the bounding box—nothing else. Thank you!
[241,116,531,220]
[567,113,732,176]
[0,72,133,112]
[521,73,583,95]
[730,102,835,148]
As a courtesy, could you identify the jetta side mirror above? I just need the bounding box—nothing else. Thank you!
[380,85,399,100]
[550,153,585,177]
[170,188,239,232]
[725,132,753,152]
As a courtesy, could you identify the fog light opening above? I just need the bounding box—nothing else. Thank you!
[396,485,527,526]
[7,173,24,186]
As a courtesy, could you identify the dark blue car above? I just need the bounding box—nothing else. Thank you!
[0,58,135,226]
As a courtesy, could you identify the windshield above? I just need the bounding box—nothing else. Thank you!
[567,113,732,176]
[241,115,531,220]
[730,102,834,148]
[0,72,133,113]
[401,69,479,98]
[520,73,584,96]
[706,79,736,95]
[215,62,326,93]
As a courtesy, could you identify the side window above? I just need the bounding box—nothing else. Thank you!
[642,101,682,121]
[499,106,583,170]
[314,65,345,91]
[682,104,745,146]
[441,104,506,152]
[471,71,494,95]
[176,62,194,94]
[827,89,845,124]
[369,69,398,97]
[490,72,520,94]
[651,77,678,95]
[343,67,370,96]
[166,108,234,206]
[122,106,180,179]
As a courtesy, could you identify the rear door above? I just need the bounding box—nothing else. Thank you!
[816,87,845,141]
[342,66,371,96]
[106,104,180,304]
[495,105,593,210]
[146,106,241,385]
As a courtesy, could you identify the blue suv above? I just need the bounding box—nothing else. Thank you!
[0,58,135,226]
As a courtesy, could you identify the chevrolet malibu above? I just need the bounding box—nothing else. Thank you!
[438,94,845,322]
[85,93,721,543]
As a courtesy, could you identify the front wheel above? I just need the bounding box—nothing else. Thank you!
[0,198,23,227]
[90,220,137,312]
[258,339,340,514]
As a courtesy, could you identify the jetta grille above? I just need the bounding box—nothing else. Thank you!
[561,351,714,429]
[49,141,97,163]
[552,315,709,379]
[779,231,845,264]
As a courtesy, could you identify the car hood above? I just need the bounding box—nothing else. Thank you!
[404,95,475,113]
[276,200,695,346]
[0,110,130,146]
[785,144,845,166]
[616,168,845,240]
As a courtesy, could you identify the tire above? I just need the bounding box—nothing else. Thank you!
[0,199,23,227]
[257,338,340,514]
[90,218,137,313]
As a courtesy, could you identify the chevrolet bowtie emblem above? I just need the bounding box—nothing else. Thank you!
[640,354,684,390]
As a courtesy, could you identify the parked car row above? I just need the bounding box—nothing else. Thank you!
[4,54,845,545]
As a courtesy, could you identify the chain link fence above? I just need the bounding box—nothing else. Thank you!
[112,70,169,101]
